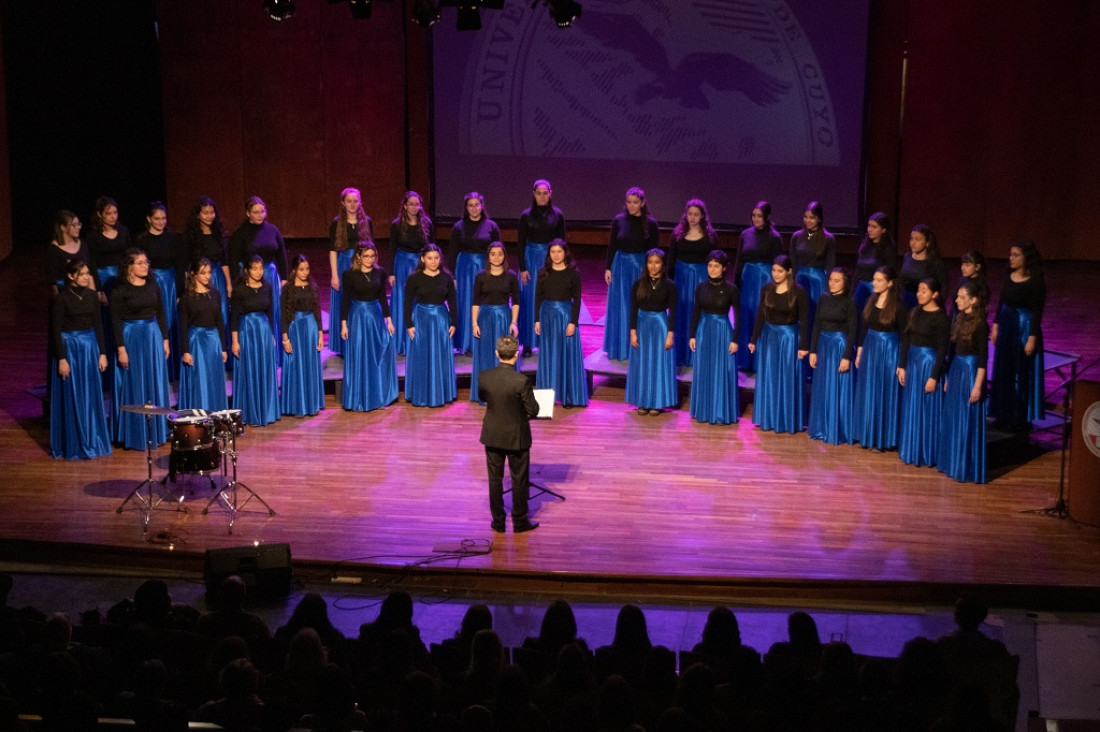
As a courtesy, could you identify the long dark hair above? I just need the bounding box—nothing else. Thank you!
[1012,238,1044,281]
[905,276,943,334]
[862,264,901,328]
[828,267,851,297]
[52,210,79,246]
[397,191,433,243]
[765,254,797,309]
[952,281,987,348]
[805,201,827,257]
[237,254,266,286]
[185,257,213,295]
[462,191,487,222]
[635,248,667,300]
[910,223,943,270]
[415,243,448,275]
[333,187,373,252]
[672,198,718,244]
[859,211,894,258]
[91,196,117,233]
[538,238,576,288]
[184,196,226,249]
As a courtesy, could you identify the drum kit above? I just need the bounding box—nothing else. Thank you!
[115,403,275,534]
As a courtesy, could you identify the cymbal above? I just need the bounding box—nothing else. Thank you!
[120,403,174,416]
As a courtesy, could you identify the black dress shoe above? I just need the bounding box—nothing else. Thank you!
[491,520,506,533]
[513,520,539,533]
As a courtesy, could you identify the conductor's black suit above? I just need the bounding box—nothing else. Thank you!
[478,362,540,528]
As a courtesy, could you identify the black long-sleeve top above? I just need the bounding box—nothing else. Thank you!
[45,241,94,287]
[899,253,949,296]
[110,280,169,344]
[86,224,132,271]
[629,277,677,330]
[448,218,501,271]
[668,234,718,279]
[606,213,660,269]
[855,239,898,282]
[952,318,990,362]
[178,291,226,345]
[184,229,228,266]
[473,270,520,307]
[859,302,909,344]
[229,282,274,332]
[789,228,836,272]
[229,221,288,281]
[810,293,858,356]
[899,307,951,379]
[135,229,186,294]
[341,268,391,321]
[751,284,810,349]
[404,271,458,325]
[329,217,374,252]
[994,274,1045,337]
[390,217,434,255]
[535,267,582,325]
[690,278,739,341]
[735,226,784,287]
[281,283,322,333]
[517,205,566,271]
[52,286,106,356]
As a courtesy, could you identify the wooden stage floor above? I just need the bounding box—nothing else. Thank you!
[3,246,1099,610]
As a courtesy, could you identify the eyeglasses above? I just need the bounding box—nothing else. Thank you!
[133,259,150,266]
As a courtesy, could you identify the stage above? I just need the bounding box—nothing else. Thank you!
[2,247,1099,611]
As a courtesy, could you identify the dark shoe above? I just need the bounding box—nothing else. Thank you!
[648,408,663,416]
[514,520,539,533]
[636,408,650,415]
[491,520,505,533]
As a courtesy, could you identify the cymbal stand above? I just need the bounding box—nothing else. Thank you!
[115,412,178,532]
[202,430,275,534]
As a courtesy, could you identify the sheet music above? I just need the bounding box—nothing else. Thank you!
[533,389,555,419]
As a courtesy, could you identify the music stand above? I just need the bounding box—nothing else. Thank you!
[115,403,184,532]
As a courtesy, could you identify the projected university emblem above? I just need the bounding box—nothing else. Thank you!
[1083,401,1100,459]
[460,0,840,166]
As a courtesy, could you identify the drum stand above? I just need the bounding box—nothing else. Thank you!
[202,432,275,534]
[115,412,185,532]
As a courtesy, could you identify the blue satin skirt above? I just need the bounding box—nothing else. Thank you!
[328,248,355,357]
[178,326,228,412]
[854,329,901,450]
[391,250,419,355]
[97,264,120,357]
[990,306,1044,427]
[603,251,645,361]
[50,330,112,459]
[898,346,942,467]
[673,262,707,368]
[853,279,874,315]
[266,262,283,365]
[112,318,170,449]
[342,299,397,412]
[737,261,770,372]
[625,310,677,409]
[152,267,180,381]
[536,299,588,407]
[752,322,804,433]
[689,313,738,424]
[281,311,324,416]
[808,329,854,445]
[519,241,548,351]
[796,267,827,380]
[453,252,486,353]
[471,304,514,403]
[233,311,280,426]
[938,355,987,484]
[208,265,230,345]
[406,303,456,407]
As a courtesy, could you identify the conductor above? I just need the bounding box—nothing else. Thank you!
[478,334,540,533]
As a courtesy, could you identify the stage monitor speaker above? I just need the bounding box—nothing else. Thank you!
[204,544,292,600]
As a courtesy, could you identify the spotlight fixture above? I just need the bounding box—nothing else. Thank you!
[263,0,296,21]
[456,3,481,30]
[545,0,580,27]
[411,0,441,27]
[349,0,373,19]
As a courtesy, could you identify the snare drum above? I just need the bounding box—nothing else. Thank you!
[168,410,214,451]
[211,409,245,438]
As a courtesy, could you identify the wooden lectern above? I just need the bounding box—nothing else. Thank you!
[1068,380,1100,526]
